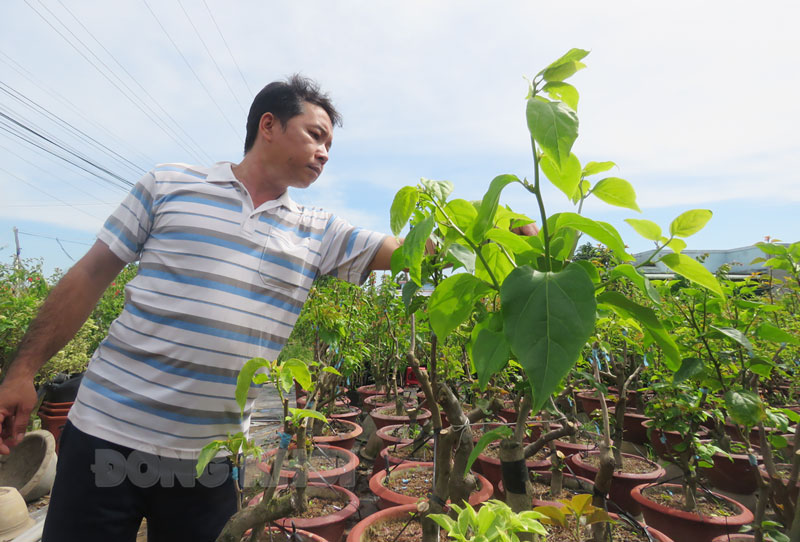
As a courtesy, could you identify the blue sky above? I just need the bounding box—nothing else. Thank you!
[1,1,798,276]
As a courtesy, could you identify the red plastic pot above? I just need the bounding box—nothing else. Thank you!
[631,483,755,542]
[475,446,551,494]
[375,424,417,449]
[758,463,800,502]
[250,483,359,542]
[711,535,755,541]
[370,405,431,431]
[568,451,666,516]
[37,412,69,453]
[643,420,709,460]
[700,444,761,494]
[375,441,433,476]
[369,462,493,509]
[311,419,363,451]
[329,406,362,423]
[258,444,359,489]
[356,384,403,406]
[346,503,418,542]
[576,390,617,414]
[607,407,650,445]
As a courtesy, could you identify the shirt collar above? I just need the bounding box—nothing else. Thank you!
[206,161,301,213]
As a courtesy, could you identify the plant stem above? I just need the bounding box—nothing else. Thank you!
[526,138,551,272]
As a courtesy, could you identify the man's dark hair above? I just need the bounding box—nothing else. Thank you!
[243,74,341,154]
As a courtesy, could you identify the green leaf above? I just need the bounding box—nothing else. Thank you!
[196,440,223,477]
[673,357,704,383]
[428,514,457,534]
[470,175,519,242]
[447,243,476,274]
[625,218,662,241]
[485,229,536,255]
[236,357,269,414]
[390,186,418,236]
[660,253,724,297]
[539,48,590,82]
[282,358,312,392]
[429,274,493,339]
[756,242,788,256]
[669,209,713,238]
[610,264,661,303]
[664,238,687,253]
[322,366,342,376]
[597,291,680,370]
[405,214,435,286]
[402,279,420,308]
[390,245,407,278]
[582,161,616,177]
[465,426,513,476]
[420,178,454,202]
[476,243,515,287]
[711,326,753,353]
[501,265,596,413]
[553,213,632,261]
[444,198,479,234]
[473,326,511,390]
[289,407,328,423]
[591,177,641,212]
[542,81,579,110]
[571,259,600,284]
[756,322,800,345]
[540,153,582,199]
[527,99,579,168]
[724,389,765,427]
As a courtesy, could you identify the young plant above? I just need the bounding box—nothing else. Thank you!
[429,499,547,542]
[534,493,614,542]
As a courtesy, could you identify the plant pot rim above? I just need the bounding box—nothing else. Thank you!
[371,406,432,422]
[346,503,419,542]
[257,444,359,480]
[631,483,755,526]
[375,424,421,444]
[572,451,666,480]
[273,482,359,529]
[476,449,551,470]
[311,419,363,444]
[369,462,493,507]
[642,419,709,437]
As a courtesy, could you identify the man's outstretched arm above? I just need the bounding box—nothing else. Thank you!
[0,240,126,454]
[368,236,402,271]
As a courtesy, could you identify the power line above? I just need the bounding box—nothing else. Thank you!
[176,0,247,115]
[17,231,94,245]
[202,0,253,97]
[0,80,145,177]
[0,165,104,221]
[0,50,155,167]
[141,0,242,141]
[22,0,210,164]
[53,0,215,164]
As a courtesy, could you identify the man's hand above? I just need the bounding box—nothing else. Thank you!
[0,376,37,454]
[511,222,539,237]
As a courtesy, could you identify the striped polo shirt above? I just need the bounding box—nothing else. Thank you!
[68,161,387,458]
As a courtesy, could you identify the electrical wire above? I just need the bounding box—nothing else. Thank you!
[17,231,94,246]
[202,0,253,97]
[176,0,247,115]
[0,165,104,220]
[140,0,242,141]
[52,0,215,164]
[22,0,210,164]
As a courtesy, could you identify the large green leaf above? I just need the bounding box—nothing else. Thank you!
[476,243,515,286]
[526,99,579,168]
[625,218,662,241]
[429,274,492,339]
[471,313,511,390]
[756,242,788,256]
[236,357,270,414]
[669,209,712,238]
[591,177,640,212]
[280,358,312,393]
[597,291,680,370]
[486,228,538,256]
[404,215,435,286]
[195,440,224,477]
[610,264,661,303]
[660,253,724,297]
[711,326,754,353]
[500,264,596,413]
[444,198,478,233]
[446,243,476,274]
[389,186,418,236]
[756,322,800,346]
[540,153,582,199]
[542,81,579,110]
[582,161,616,177]
[470,174,519,242]
[724,389,765,427]
[552,213,632,261]
[673,357,704,383]
[464,426,513,476]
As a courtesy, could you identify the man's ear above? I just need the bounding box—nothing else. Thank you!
[259,112,277,142]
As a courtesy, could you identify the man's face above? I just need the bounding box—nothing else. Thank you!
[268,102,333,189]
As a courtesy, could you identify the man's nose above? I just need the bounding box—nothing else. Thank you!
[316,146,328,164]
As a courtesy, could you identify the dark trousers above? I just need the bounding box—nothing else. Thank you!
[42,421,237,542]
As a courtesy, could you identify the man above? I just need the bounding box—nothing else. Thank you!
[0,75,399,541]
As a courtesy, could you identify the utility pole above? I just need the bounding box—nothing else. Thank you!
[13,226,21,269]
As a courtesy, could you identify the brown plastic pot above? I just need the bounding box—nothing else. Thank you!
[607,407,650,445]
[258,444,359,489]
[643,420,709,460]
[369,462,493,509]
[475,446,551,494]
[370,405,431,431]
[631,483,755,542]
[700,443,761,494]
[576,390,617,414]
[356,384,403,406]
[311,419,363,451]
[711,536,755,542]
[375,441,433,476]
[346,503,418,542]
[329,405,362,423]
[568,451,666,516]
[758,463,800,502]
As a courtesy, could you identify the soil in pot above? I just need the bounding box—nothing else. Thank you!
[527,470,594,505]
[542,514,673,542]
[311,419,363,450]
[370,462,492,509]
